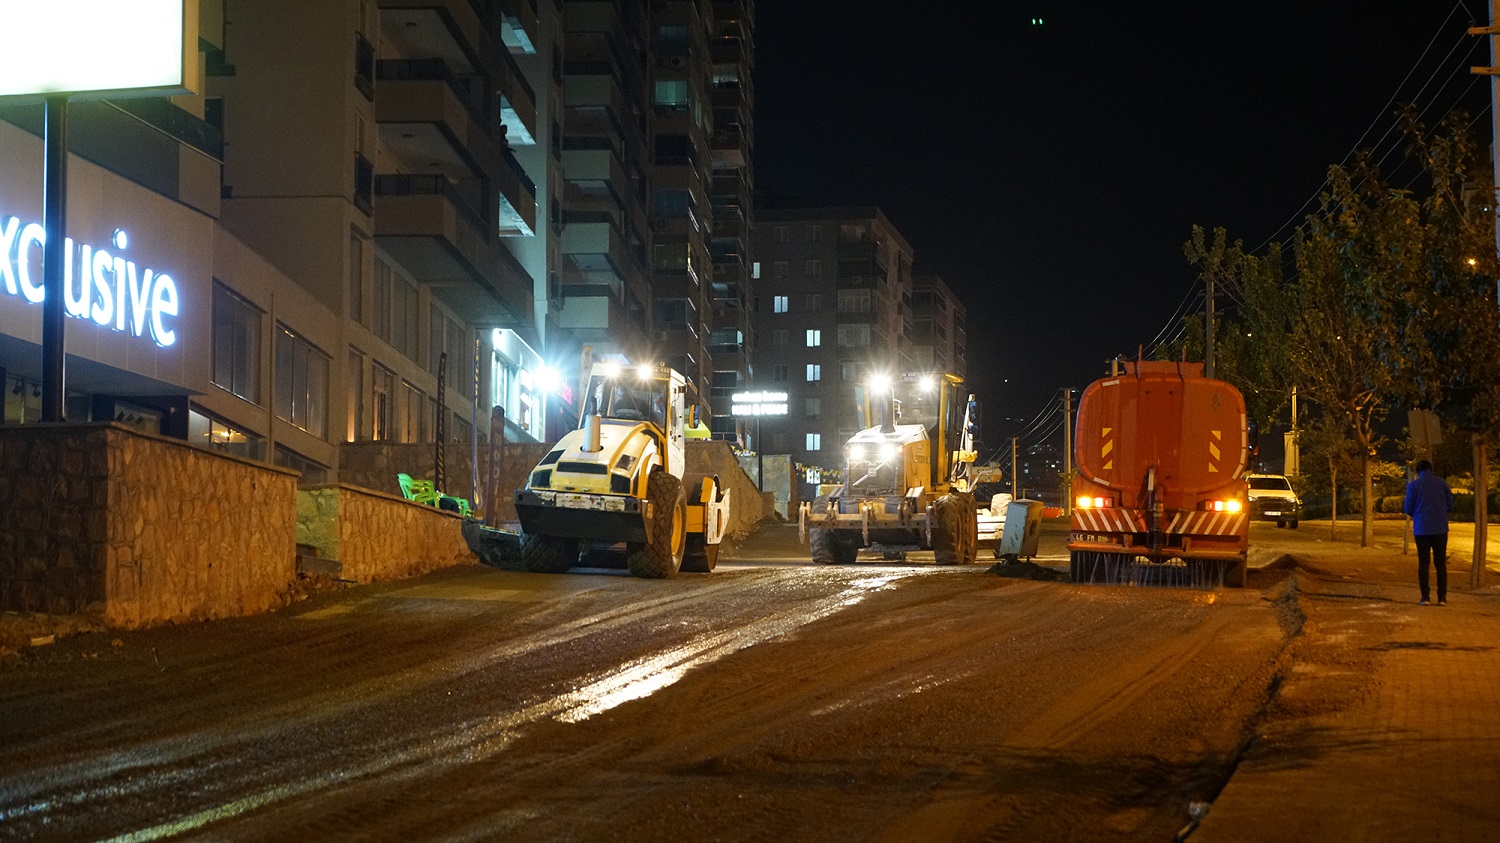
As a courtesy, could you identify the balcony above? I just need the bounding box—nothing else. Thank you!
[562,145,628,205]
[379,1,492,77]
[376,61,495,155]
[500,0,539,52]
[374,181,532,323]
[496,149,537,235]
[376,174,487,234]
[562,211,635,289]
[710,124,746,170]
[497,46,538,144]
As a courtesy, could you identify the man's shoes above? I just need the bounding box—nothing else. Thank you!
[1420,599,1430,605]
[1438,599,1447,606]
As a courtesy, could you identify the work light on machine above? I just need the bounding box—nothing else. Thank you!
[636,363,654,381]
[867,373,891,392]
[849,444,867,461]
[1076,495,1113,509]
[878,443,899,462]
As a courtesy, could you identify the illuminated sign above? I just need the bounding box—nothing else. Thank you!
[1,217,180,347]
[0,0,198,100]
[731,391,788,417]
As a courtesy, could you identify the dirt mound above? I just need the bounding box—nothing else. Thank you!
[986,559,1069,581]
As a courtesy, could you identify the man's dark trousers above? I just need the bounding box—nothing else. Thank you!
[1416,533,1448,602]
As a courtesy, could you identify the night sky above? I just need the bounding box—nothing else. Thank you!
[753,1,1491,448]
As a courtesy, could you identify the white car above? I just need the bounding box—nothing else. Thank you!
[1245,473,1301,528]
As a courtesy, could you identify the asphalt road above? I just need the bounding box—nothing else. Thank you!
[0,522,1307,841]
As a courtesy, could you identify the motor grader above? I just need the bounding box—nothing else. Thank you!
[798,372,982,564]
[510,362,731,578]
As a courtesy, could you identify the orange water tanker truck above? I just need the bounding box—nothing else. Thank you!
[1068,360,1250,587]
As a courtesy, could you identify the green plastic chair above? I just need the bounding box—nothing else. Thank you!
[398,473,473,517]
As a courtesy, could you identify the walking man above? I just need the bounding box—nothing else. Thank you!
[1404,459,1454,606]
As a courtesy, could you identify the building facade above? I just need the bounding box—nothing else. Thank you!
[749,207,914,480]
[910,275,967,379]
[0,0,754,486]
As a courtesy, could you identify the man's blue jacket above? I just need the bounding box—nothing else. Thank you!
[1404,471,1454,536]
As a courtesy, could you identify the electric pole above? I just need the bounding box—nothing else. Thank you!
[1468,2,1498,588]
[1011,437,1019,500]
[1063,388,1073,516]
[1204,270,1215,379]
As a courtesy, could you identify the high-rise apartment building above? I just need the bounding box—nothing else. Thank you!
[749,207,914,480]
[559,0,753,425]
[910,275,967,379]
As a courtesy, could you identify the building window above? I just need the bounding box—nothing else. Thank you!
[772,364,788,382]
[375,257,420,363]
[838,288,872,313]
[274,444,329,485]
[805,259,821,278]
[807,225,822,243]
[274,325,330,437]
[372,363,394,441]
[773,295,789,313]
[806,432,821,451]
[806,363,822,382]
[212,282,261,404]
[348,229,366,325]
[772,329,789,347]
[653,79,689,109]
[806,294,821,312]
[838,324,872,347]
[347,348,365,442]
[773,261,788,279]
[840,360,861,381]
[429,306,471,399]
[806,329,821,347]
[774,225,787,243]
[188,408,265,461]
[401,381,429,443]
[806,397,821,418]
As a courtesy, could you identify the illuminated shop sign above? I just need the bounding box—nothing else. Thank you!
[0,0,197,99]
[731,391,788,417]
[1,217,180,347]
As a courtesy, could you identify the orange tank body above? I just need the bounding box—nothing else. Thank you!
[1069,361,1249,570]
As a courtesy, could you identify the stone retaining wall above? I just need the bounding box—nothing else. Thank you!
[297,485,474,583]
[0,424,298,627]
[339,440,552,527]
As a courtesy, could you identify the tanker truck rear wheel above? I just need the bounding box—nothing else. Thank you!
[521,532,577,574]
[626,472,687,579]
[810,528,858,565]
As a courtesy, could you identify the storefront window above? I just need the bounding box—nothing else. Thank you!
[188,408,265,460]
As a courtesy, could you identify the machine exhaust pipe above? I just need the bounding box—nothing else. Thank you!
[582,413,603,452]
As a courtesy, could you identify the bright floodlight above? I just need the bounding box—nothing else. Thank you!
[602,361,622,379]
[849,444,866,462]
[919,375,936,393]
[878,443,899,462]
[867,373,891,392]
[537,364,562,394]
[636,363,654,381]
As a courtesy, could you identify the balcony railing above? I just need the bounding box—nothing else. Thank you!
[377,58,488,126]
[375,174,487,234]
[354,34,376,101]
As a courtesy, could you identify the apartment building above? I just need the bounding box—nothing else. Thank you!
[749,207,914,479]
[0,0,559,486]
[910,275,967,379]
[560,0,754,428]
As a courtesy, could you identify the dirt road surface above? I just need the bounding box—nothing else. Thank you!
[0,520,1458,841]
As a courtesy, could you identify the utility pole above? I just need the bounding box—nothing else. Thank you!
[1063,389,1073,516]
[1204,271,1215,380]
[1468,1,1498,587]
[1011,437,1019,500]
